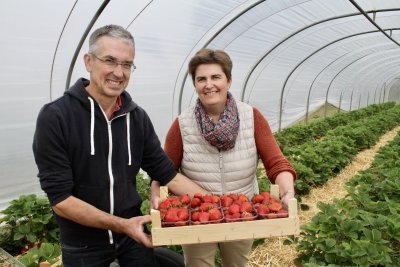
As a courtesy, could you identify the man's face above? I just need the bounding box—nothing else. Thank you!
[84,36,135,100]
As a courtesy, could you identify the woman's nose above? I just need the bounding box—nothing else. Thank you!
[205,79,213,89]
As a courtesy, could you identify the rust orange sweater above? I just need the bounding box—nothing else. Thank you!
[164,107,296,183]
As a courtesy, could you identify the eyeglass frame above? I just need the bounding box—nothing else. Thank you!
[90,53,137,72]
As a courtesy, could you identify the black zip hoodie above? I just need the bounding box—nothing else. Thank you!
[33,78,176,246]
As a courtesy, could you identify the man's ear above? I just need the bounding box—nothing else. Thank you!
[83,53,92,72]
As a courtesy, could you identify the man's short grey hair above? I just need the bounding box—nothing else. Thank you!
[88,25,135,54]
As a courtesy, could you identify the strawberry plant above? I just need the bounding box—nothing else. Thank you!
[0,194,59,256]
[18,243,61,267]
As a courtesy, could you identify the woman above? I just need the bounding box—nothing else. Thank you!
[163,48,296,267]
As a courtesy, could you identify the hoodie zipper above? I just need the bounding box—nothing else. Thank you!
[96,102,117,245]
[106,120,115,244]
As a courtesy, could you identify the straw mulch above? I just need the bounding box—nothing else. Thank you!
[247,126,400,267]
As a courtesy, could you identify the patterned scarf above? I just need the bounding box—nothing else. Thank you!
[194,92,240,151]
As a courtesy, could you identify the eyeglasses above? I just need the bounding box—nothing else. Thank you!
[91,54,136,72]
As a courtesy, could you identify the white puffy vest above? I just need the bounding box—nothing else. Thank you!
[178,101,259,198]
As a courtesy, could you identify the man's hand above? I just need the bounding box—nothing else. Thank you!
[53,196,154,247]
[120,215,153,248]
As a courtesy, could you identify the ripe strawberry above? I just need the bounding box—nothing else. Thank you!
[261,191,271,201]
[202,195,213,203]
[208,208,222,221]
[167,207,180,214]
[177,208,189,221]
[228,204,240,214]
[239,202,253,213]
[233,200,243,206]
[191,197,201,208]
[211,195,220,204]
[191,211,200,221]
[221,196,233,207]
[164,210,178,222]
[268,202,282,212]
[252,194,264,204]
[256,204,270,215]
[198,211,210,223]
[269,197,279,204]
[261,197,270,204]
[159,200,172,210]
[199,202,216,212]
[238,194,249,203]
[170,198,182,207]
[194,193,203,200]
[180,195,190,205]
[227,193,238,201]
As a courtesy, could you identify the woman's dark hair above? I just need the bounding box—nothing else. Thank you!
[188,48,232,84]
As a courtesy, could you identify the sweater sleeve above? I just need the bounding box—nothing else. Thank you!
[32,105,74,206]
[253,107,297,183]
[164,118,183,170]
[140,110,177,186]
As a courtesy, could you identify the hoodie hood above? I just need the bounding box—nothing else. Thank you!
[65,78,138,114]
[65,78,137,164]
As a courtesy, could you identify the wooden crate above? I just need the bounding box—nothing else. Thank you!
[151,185,299,246]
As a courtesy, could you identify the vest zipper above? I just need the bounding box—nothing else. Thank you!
[219,150,226,194]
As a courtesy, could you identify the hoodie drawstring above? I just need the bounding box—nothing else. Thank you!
[88,96,131,165]
[126,113,132,165]
[88,97,95,155]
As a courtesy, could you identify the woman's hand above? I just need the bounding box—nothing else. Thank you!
[150,180,161,210]
[280,190,295,206]
[274,171,296,206]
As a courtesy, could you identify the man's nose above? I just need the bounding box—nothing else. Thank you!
[113,64,124,77]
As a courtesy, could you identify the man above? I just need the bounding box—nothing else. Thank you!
[33,25,206,267]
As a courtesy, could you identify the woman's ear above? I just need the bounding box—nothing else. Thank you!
[227,79,232,90]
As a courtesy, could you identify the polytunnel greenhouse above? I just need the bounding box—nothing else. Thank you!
[1,0,400,266]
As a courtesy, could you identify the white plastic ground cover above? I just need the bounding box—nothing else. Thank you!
[0,0,400,211]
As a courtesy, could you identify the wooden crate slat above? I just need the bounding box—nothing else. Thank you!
[152,216,299,246]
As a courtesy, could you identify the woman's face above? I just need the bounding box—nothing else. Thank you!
[194,63,231,112]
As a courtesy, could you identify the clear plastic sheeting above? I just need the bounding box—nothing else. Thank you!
[1,0,400,210]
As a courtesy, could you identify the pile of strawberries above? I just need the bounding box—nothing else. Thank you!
[159,195,191,227]
[251,192,288,219]
[220,193,257,222]
[190,193,223,224]
[158,191,288,227]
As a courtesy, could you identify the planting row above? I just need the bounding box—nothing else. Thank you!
[291,131,400,266]
[285,104,400,196]
[274,102,395,151]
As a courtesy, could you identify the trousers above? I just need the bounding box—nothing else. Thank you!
[182,239,253,267]
[61,236,156,267]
